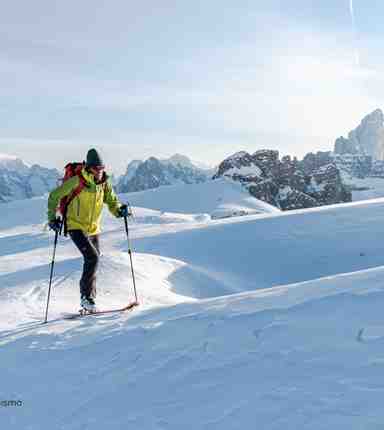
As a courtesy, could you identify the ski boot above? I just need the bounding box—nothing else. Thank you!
[80,296,97,314]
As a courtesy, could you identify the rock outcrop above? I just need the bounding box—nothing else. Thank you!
[214,150,351,210]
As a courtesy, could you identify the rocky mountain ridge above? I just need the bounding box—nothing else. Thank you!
[213,150,351,210]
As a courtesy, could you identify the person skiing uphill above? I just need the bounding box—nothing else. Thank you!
[47,148,130,312]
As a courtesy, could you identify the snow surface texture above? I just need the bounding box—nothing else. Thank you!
[3,180,384,429]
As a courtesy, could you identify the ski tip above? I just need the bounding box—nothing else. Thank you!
[124,301,139,310]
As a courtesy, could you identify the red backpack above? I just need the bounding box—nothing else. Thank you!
[59,162,88,235]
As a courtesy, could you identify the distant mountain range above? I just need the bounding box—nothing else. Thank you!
[116,154,214,193]
[0,154,59,203]
[3,108,384,212]
[115,108,384,210]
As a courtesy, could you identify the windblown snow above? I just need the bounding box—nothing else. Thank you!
[2,179,384,429]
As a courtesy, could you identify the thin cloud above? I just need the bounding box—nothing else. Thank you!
[349,0,360,66]
[0,2,383,169]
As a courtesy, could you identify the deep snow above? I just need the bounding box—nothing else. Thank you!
[2,181,384,429]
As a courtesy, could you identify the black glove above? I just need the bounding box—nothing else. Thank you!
[117,204,131,218]
[48,218,62,233]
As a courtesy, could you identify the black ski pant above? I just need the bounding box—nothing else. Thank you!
[69,230,100,299]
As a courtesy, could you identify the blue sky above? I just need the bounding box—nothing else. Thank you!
[0,1,383,174]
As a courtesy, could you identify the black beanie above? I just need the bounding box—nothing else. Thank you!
[86,148,104,167]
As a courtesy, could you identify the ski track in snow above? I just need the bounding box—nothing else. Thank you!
[3,191,384,428]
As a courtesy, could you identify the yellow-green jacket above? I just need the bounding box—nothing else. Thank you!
[47,168,122,235]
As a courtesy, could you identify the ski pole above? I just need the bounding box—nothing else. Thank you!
[124,212,138,303]
[44,229,59,323]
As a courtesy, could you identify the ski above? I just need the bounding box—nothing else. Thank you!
[63,301,138,320]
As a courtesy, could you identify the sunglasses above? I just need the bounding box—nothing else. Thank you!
[90,166,105,172]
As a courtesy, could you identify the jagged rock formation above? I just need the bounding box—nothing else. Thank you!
[301,152,334,174]
[213,150,351,210]
[116,160,142,192]
[117,155,212,193]
[334,109,384,159]
[334,136,358,155]
[0,155,60,203]
[332,154,373,179]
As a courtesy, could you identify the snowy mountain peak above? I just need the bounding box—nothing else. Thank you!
[223,151,250,164]
[0,155,60,203]
[363,108,383,124]
[0,152,18,160]
[127,159,142,169]
[0,153,30,171]
[214,151,263,179]
[122,160,142,181]
[117,155,211,193]
[334,108,384,160]
[160,153,213,171]
[164,153,194,168]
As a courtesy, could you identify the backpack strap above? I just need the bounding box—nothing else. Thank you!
[62,173,88,236]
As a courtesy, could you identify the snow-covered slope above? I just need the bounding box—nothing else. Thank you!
[3,189,384,428]
[122,177,280,219]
